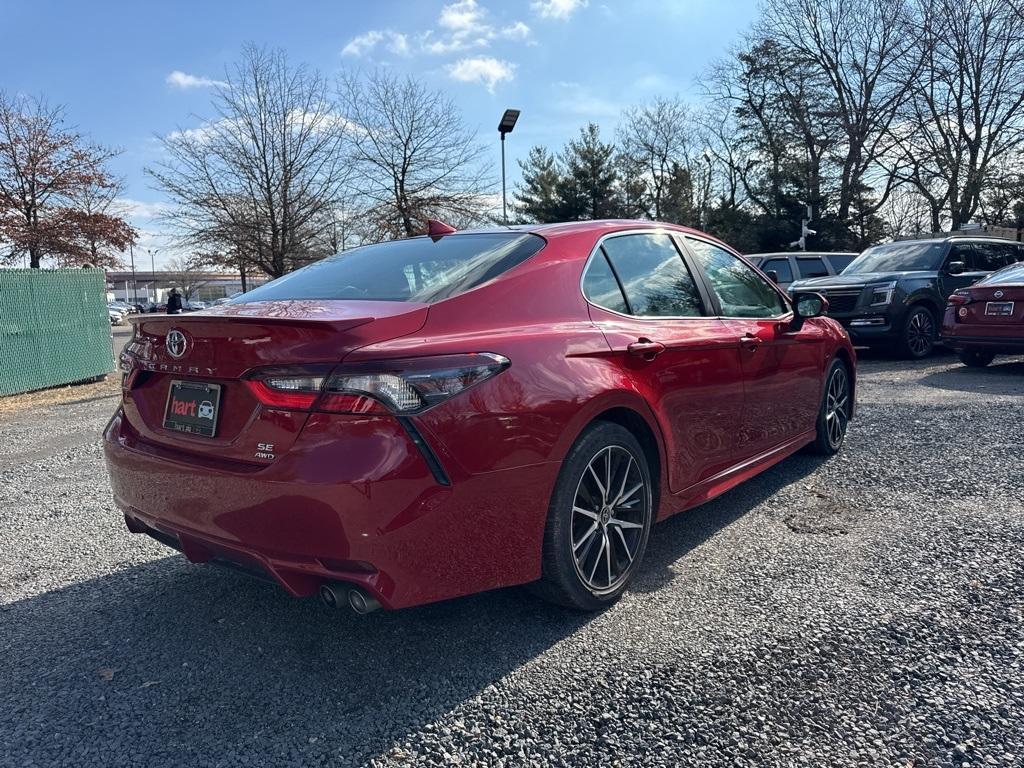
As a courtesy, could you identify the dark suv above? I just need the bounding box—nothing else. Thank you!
[789,237,1024,358]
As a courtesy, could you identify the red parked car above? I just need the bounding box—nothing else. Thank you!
[104,220,855,613]
[943,261,1024,367]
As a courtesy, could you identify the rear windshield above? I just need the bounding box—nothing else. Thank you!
[978,262,1024,285]
[844,242,946,274]
[231,233,545,304]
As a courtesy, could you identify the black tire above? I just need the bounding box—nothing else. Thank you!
[531,421,653,610]
[898,305,937,359]
[958,349,996,368]
[808,358,851,456]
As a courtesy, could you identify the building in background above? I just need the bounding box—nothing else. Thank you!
[104,270,269,304]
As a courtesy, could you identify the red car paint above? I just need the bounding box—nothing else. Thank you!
[942,262,1024,357]
[103,220,855,610]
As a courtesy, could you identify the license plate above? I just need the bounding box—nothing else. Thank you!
[985,301,1014,317]
[163,380,221,437]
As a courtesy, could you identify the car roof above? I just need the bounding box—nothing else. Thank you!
[890,236,1021,245]
[741,256,860,262]
[456,219,711,238]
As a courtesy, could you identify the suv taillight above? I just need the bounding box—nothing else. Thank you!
[242,354,510,415]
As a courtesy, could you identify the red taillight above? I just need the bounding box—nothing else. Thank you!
[243,378,322,410]
[243,354,510,415]
[948,293,970,323]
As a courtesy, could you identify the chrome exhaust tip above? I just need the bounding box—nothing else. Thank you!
[347,587,381,615]
[319,582,344,609]
[319,583,381,614]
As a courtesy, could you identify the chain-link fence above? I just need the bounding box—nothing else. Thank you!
[0,269,114,397]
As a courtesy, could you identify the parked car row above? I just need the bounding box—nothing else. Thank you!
[100,222,1021,617]
[782,236,1024,361]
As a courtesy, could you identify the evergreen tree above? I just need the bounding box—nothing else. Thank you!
[514,146,562,223]
[557,124,623,220]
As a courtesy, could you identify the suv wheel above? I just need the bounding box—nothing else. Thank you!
[531,422,653,611]
[899,306,936,359]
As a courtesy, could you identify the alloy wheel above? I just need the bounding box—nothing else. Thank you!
[825,366,849,448]
[906,310,934,357]
[570,445,650,594]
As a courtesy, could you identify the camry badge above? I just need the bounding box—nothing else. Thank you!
[994,290,1004,298]
[166,329,188,359]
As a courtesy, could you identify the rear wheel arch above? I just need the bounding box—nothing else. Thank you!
[831,347,856,418]
[589,406,663,515]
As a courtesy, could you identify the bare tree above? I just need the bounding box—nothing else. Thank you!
[149,45,350,278]
[338,70,492,239]
[0,93,132,268]
[164,254,210,300]
[893,0,1024,230]
[617,98,698,220]
[759,0,918,224]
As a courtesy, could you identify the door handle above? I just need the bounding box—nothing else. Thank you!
[627,339,666,359]
[740,332,762,351]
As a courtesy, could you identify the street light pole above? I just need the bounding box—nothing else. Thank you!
[148,249,159,302]
[129,242,138,304]
[498,109,520,225]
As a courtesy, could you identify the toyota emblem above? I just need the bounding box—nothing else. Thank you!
[166,329,188,358]
[994,290,1004,298]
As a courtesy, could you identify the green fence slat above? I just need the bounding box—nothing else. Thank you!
[0,269,114,397]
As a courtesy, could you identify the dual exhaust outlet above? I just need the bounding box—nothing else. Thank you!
[319,582,381,615]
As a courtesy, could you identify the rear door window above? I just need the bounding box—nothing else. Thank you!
[231,233,545,304]
[581,252,629,314]
[826,254,856,272]
[796,257,829,278]
[688,238,787,318]
[760,258,793,283]
[600,233,706,317]
[970,243,1010,272]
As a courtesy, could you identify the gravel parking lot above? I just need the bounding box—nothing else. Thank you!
[2,349,1022,767]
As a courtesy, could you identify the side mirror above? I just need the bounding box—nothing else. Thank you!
[947,261,965,275]
[765,270,779,284]
[790,291,828,330]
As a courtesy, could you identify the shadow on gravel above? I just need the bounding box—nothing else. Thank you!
[0,452,824,765]
[918,358,1024,396]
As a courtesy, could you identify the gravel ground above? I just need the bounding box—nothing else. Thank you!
[1,350,1022,767]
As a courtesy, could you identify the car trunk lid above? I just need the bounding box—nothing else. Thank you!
[120,300,428,464]
[959,284,1024,325]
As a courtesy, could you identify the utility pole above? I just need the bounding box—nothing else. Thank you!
[129,242,138,304]
[147,249,159,302]
[790,202,816,251]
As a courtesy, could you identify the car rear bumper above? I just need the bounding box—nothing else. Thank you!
[103,407,558,609]
[941,330,1024,354]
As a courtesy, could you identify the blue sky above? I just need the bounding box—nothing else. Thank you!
[1,0,758,266]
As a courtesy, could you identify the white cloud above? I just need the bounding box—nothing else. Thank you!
[115,198,170,220]
[341,29,411,57]
[531,0,588,20]
[439,0,486,33]
[422,0,531,54]
[447,57,516,92]
[342,30,383,56]
[500,21,531,40]
[166,70,226,89]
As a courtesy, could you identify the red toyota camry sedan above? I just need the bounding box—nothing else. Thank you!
[942,261,1024,367]
[104,221,855,613]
